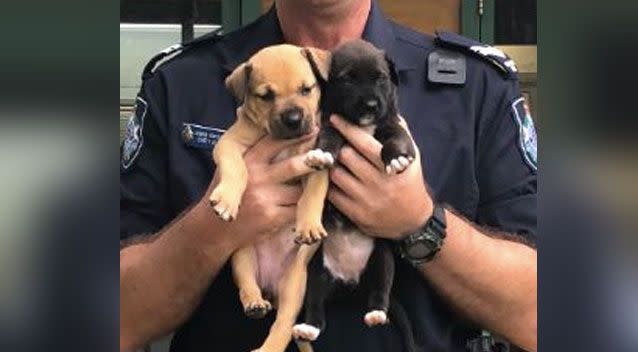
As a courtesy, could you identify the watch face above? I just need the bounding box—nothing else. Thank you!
[406,242,432,259]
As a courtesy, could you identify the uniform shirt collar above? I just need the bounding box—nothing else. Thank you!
[221,7,284,72]
[362,1,416,71]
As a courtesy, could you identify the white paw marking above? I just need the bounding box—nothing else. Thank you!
[292,323,321,341]
[209,186,239,221]
[385,155,414,174]
[305,149,334,169]
[219,208,231,221]
[364,310,388,327]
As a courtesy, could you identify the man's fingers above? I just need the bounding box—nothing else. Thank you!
[327,186,359,222]
[330,115,383,166]
[246,128,318,163]
[329,166,364,200]
[267,153,315,183]
[273,185,303,206]
[338,146,384,178]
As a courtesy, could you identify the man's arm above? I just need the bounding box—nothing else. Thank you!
[419,210,537,351]
[120,133,317,352]
[120,200,236,352]
[325,115,537,351]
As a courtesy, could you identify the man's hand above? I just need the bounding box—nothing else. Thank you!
[324,115,537,350]
[202,130,318,251]
[326,115,432,239]
[120,131,316,352]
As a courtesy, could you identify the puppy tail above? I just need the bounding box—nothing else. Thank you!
[389,296,418,352]
[294,339,314,352]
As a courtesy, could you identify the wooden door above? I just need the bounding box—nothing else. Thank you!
[378,0,460,34]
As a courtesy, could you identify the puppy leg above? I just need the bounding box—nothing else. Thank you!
[293,248,335,342]
[232,246,272,319]
[210,113,264,221]
[304,124,344,170]
[255,244,319,352]
[295,170,329,245]
[362,241,395,327]
[374,119,416,175]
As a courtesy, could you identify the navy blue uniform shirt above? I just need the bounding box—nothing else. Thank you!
[120,2,537,351]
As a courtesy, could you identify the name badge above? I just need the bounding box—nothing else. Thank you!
[181,123,225,150]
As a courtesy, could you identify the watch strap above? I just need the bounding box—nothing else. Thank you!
[429,204,447,239]
[400,203,447,266]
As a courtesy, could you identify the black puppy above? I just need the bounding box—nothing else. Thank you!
[292,40,416,348]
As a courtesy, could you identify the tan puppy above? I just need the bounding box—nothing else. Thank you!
[209,44,330,352]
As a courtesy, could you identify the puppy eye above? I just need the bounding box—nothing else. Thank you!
[300,85,313,96]
[257,90,275,102]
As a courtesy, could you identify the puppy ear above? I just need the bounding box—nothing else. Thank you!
[301,47,331,82]
[225,62,253,103]
[384,55,399,86]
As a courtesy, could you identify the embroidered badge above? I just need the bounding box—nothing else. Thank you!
[181,123,225,150]
[121,96,148,170]
[512,97,538,171]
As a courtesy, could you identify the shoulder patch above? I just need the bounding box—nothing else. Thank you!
[142,29,223,80]
[511,97,538,171]
[435,31,518,79]
[121,96,148,170]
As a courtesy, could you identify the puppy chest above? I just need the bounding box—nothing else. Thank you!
[255,227,297,294]
[322,230,374,284]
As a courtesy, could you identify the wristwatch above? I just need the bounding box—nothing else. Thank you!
[398,204,447,267]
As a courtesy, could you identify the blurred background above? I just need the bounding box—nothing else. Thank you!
[0,1,636,352]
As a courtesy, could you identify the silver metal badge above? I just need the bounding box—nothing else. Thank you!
[121,96,148,169]
[512,97,537,171]
[181,124,194,143]
[470,45,518,74]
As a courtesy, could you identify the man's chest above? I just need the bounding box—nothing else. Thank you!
[164,79,481,220]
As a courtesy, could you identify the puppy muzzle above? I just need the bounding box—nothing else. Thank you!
[353,96,384,126]
[269,108,313,139]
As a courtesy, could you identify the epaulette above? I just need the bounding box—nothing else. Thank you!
[434,31,518,80]
[141,29,223,80]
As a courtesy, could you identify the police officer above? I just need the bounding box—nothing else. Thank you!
[120,1,537,351]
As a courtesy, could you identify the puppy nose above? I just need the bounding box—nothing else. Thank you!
[281,108,303,129]
[364,99,379,112]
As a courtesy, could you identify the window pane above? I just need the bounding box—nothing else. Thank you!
[495,0,536,45]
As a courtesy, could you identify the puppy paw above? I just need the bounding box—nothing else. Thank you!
[304,149,335,170]
[243,299,272,319]
[209,184,241,221]
[292,323,321,341]
[384,155,414,175]
[364,310,388,327]
[294,221,328,245]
